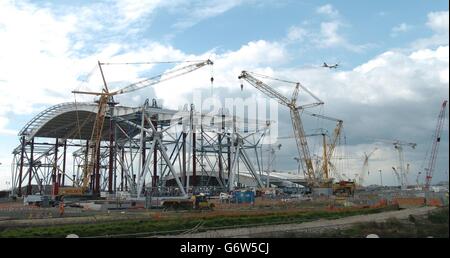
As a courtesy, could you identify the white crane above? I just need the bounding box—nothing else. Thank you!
[358,147,378,186]
[393,140,416,189]
[376,139,416,190]
[238,71,323,186]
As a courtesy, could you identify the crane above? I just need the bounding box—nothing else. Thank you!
[64,59,213,195]
[304,111,343,181]
[424,100,447,191]
[238,71,324,186]
[393,140,416,189]
[376,139,416,189]
[358,147,378,186]
[391,167,402,186]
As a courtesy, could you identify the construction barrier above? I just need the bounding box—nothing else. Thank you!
[392,197,425,208]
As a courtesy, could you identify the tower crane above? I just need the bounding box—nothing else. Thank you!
[238,71,324,186]
[377,139,416,189]
[358,147,378,186]
[424,100,447,191]
[62,59,213,195]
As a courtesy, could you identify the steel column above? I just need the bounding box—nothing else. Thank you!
[109,119,115,193]
[18,136,25,197]
[26,138,34,195]
[192,132,196,187]
[62,140,67,186]
[182,132,187,187]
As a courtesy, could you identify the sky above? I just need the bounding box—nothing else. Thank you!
[0,0,448,190]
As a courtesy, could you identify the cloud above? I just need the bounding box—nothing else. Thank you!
[427,11,449,34]
[319,22,344,46]
[390,23,413,37]
[285,4,371,53]
[115,0,163,24]
[316,21,371,52]
[316,4,339,18]
[286,26,309,42]
[413,11,449,48]
[171,0,244,29]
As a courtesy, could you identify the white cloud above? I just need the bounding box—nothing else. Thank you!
[172,0,244,29]
[390,23,412,37]
[152,40,287,109]
[427,11,449,33]
[115,0,163,24]
[316,4,339,18]
[316,22,370,52]
[287,26,308,42]
[319,22,344,46]
[413,11,449,48]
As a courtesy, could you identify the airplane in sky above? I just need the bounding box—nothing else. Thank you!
[322,62,339,69]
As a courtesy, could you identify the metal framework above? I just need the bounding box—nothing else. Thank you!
[10,100,277,198]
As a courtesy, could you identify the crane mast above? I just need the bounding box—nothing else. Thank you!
[238,71,323,185]
[424,100,447,191]
[358,147,377,186]
[307,112,343,180]
[71,59,214,194]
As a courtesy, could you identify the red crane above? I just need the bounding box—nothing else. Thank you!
[424,100,447,191]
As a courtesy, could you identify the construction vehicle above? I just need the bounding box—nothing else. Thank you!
[161,194,214,210]
[238,71,323,187]
[332,180,356,197]
[59,60,214,197]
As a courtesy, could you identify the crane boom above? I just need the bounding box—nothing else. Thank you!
[71,59,213,194]
[238,70,323,185]
[425,100,447,191]
[291,108,315,182]
[238,71,291,106]
[307,112,343,170]
[110,59,213,96]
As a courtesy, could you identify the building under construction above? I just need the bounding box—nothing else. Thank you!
[11,98,302,198]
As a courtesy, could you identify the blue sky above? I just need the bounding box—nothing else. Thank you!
[0,0,448,190]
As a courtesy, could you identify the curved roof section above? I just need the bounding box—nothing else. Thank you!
[19,102,275,141]
[19,102,178,141]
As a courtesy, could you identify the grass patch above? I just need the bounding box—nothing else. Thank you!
[0,206,397,238]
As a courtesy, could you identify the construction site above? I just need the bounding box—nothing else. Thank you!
[0,57,447,239]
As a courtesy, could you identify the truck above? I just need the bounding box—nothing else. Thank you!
[161,194,214,210]
[23,194,55,207]
[332,181,356,197]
